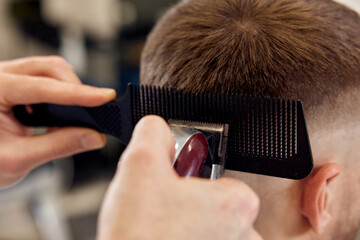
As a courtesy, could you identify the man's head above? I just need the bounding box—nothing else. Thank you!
[140,0,360,239]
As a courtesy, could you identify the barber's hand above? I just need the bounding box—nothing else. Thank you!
[98,116,263,240]
[0,56,116,188]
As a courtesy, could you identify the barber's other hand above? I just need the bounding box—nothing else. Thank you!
[0,56,116,188]
[98,116,263,240]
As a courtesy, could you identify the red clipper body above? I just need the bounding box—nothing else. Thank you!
[171,127,209,177]
[170,120,229,179]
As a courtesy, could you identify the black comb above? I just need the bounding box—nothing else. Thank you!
[13,84,313,179]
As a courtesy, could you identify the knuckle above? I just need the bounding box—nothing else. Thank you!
[138,115,167,128]
[242,191,260,219]
[46,56,69,68]
[24,56,39,66]
[216,178,260,218]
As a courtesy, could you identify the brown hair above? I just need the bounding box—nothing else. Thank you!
[140,1,360,237]
[140,0,360,115]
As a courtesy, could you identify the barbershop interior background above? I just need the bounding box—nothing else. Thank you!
[0,0,359,240]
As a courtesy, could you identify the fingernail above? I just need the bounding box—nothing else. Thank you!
[81,133,105,150]
[101,88,116,98]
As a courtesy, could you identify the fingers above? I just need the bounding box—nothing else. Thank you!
[207,177,262,239]
[0,127,106,176]
[97,115,263,240]
[0,56,81,84]
[0,56,116,109]
[119,115,176,178]
[0,74,116,108]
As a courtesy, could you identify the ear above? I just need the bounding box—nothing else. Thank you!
[300,163,341,234]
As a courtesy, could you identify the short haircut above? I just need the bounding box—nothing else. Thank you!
[140,0,360,126]
[140,2,360,237]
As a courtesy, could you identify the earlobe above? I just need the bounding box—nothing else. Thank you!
[300,163,341,234]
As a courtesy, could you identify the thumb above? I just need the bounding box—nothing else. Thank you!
[119,115,176,178]
[2,127,106,174]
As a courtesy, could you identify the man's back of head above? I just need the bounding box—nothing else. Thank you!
[140,0,360,239]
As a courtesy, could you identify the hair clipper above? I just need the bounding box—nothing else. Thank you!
[170,120,229,179]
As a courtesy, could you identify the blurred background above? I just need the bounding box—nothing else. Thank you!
[0,0,178,239]
[0,0,359,240]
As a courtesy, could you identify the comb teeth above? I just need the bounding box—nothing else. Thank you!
[130,85,297,160]
[234,97,297,159]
